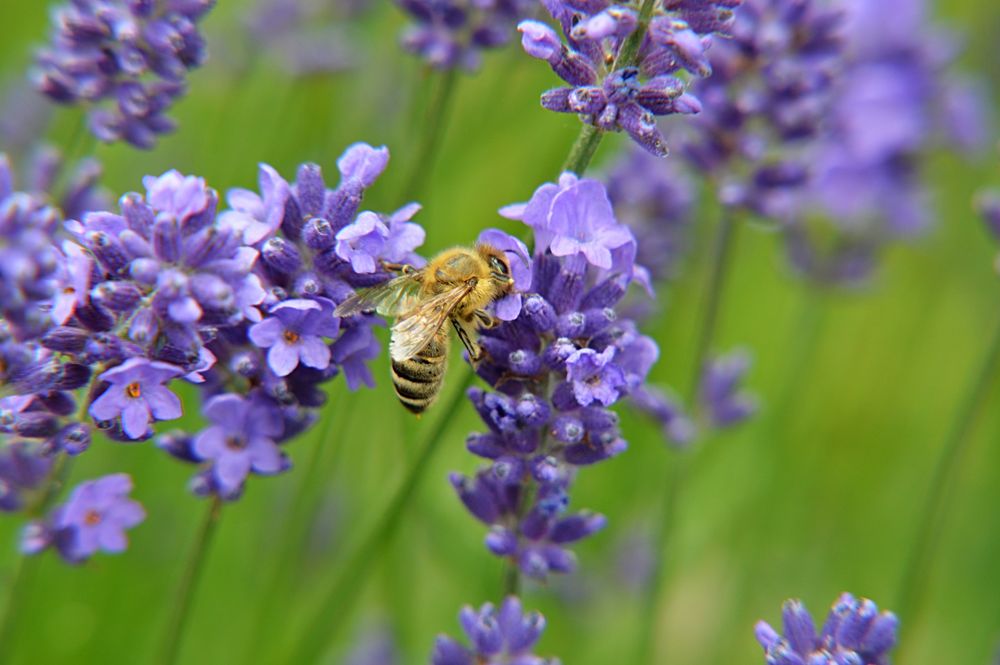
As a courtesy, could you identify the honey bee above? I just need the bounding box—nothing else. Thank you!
[334,244,516,414]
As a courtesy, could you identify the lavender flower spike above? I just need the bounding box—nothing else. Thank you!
[431,596,560,665]
[89,358,184,439]
[23,474,145,563]
[33,0,216,148]
[755,593,899,665]
[519,0,742,155]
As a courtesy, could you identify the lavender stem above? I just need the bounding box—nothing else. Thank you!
[155,496,222,665]
[634,207,739,662]
[240,398,353,663]
[404,67,459,200]
[561,124,605,176]
[893,315,1000,660]
[281,370,475,665]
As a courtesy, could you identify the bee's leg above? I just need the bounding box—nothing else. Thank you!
[451,316,483,363]
[472,309,498,329]
[380,261,414,275]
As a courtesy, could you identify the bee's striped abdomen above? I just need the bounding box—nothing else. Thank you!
[391,330,448,414]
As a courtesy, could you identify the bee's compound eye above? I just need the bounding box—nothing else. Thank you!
[490,256,509,275]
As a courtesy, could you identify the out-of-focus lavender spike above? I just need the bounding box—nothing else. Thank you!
[32,0,217,149]
[431,597,560,665]
[755,593,898,665]
[398,0,534,71]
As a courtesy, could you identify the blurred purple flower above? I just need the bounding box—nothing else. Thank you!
[192,393,288,496]
[755,593,898,665]
[699,350,757,428]
[33,0,216,148]
[89,358,184,439]
[431,596,559,665]
[24,473,145,563]
[398,0,532,71]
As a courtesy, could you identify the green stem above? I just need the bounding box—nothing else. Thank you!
[612,0,658,71]
[688,210,738,399]
[502,559,522,598]
[0,548,39,664]
[561,124,605,176]
[633,208,739,663]
[403,68,459,201]
[240,398,353,663]
[155,496,223,665]
[893,316,1000,657]
[282,368,475,665]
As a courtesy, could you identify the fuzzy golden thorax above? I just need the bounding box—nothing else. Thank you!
[422,244,514,317]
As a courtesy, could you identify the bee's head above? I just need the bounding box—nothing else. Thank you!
[477,244,515,292]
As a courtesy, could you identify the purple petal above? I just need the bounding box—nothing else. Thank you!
[98,525,127,552]
[297,336,331,370]
[144,385,181,421]
[121,401,150,439]
[268,342,300,376]
[89,387,125,421]
[248,316,284,347]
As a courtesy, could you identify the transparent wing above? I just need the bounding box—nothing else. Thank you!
[390,284,474,361]
[334,271,424,318]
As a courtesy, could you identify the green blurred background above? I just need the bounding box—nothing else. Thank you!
[1,1,999,663]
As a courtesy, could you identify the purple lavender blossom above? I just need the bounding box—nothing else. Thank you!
[755,593,898,665]
[681,0,844,218]
[780,0,988,284]
[33,0,216,149]
[398,0,532,71]
[243,0,368,77]
[500,172,637,274]
[23,473,145,563]
[192,393,288,496]
[431,596,559,665]
[249,298,341,377]
[604,147,693,282]
[451,177,657,579]
[699,350,757,428]
[0,155,63,340]
[89,358,184,439]
[519,0,741,156]
[0,441,54,513]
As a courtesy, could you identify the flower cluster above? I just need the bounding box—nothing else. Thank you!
[681,0,844,218]
[755,593,899,665]
[782,0,988,284]
[33,0,216,149]
[518,0,742,156]
[2,143,425,562]
[976,188,1000,273]
[431,596,559,665]
[449,173,657,579]
[397,0,533,70]
[699,349,756,428]
[243,0,370,76]
[604,146,694,283]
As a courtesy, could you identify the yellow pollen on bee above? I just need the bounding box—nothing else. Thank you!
[126,382,142,398]
[63,286,75,295]
[84,510,102,526]
[283,330,300,343]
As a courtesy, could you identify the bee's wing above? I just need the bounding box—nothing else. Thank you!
[334,271,424,318]
[390,283,475,361]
